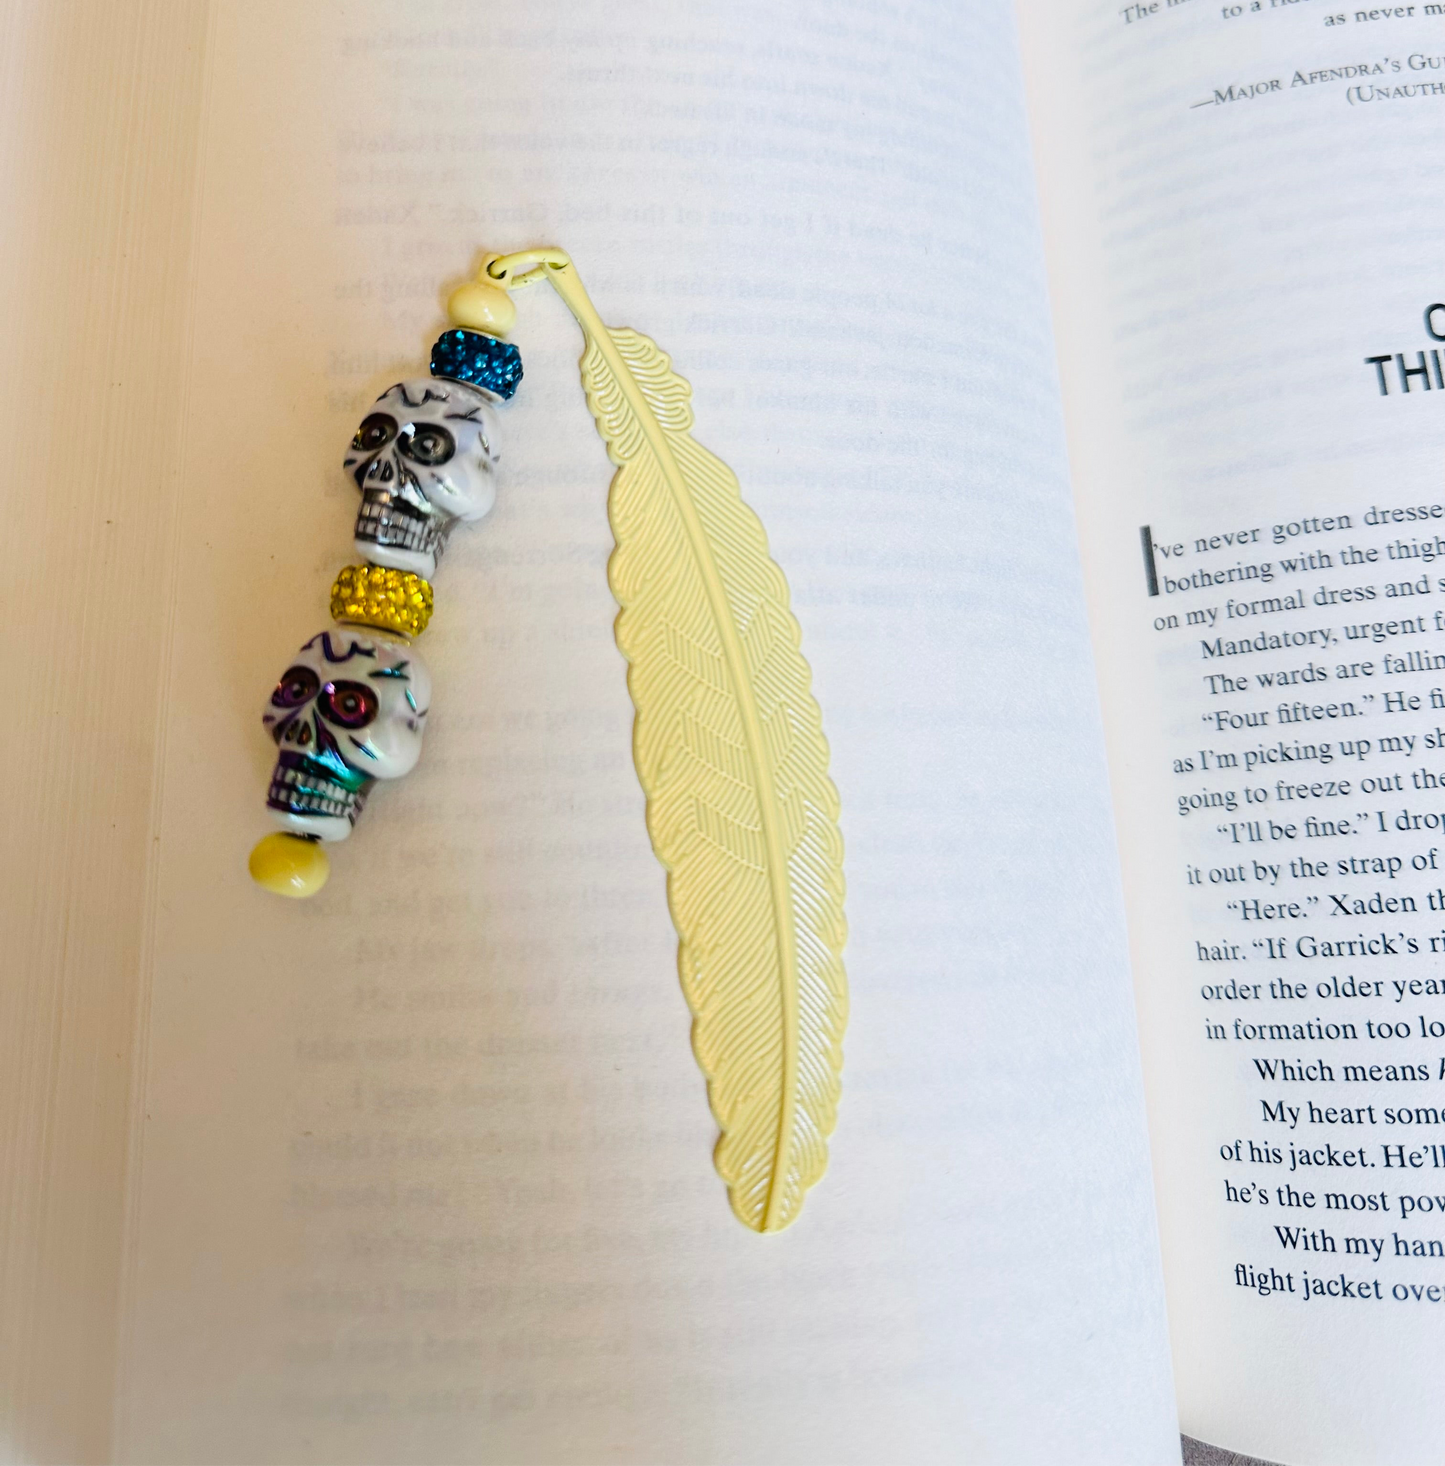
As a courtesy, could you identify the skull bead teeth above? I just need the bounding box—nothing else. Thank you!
[248,266,522,898]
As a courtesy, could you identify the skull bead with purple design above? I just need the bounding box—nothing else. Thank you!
[261,627,432,842]
[344,378,502,579]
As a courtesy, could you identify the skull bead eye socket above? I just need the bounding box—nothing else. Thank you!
[318,680,379,729]
[352,413,397,453]
[271,665,320,708]
[398,422,455,467]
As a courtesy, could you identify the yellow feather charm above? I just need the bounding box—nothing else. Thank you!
[488,250,848,1232]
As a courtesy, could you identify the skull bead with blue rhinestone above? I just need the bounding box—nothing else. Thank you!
[344,378,502,579]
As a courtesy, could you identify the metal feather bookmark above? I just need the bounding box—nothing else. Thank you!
[489,248,848,1232]
[249,243,847,1230]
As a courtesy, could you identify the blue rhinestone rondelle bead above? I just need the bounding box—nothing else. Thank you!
[430,329,523,399]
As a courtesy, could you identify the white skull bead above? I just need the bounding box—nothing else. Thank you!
[345,378,501,578]
[261,627,431,842]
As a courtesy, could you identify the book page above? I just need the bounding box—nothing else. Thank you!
[115,2,1178,1461]
[1018,3,1445,1462]
[0,6,209,1462]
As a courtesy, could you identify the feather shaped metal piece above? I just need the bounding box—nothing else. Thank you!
[487,249,847,1231]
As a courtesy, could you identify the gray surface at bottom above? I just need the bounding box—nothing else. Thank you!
[1183,1434,1284,1466]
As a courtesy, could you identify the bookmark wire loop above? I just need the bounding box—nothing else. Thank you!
[486,248,573,291]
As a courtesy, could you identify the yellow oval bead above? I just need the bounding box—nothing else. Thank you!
[446,280,516,338]
[249,832,330,898]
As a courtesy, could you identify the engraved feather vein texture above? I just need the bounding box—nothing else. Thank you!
[581,323,848,1232]
[500,252,849,1232]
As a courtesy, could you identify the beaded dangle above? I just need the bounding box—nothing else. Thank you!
[248,263,521,897]
[247,246,849,1230]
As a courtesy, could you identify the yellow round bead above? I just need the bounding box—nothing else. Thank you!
[446,280,516,338]
[249,833,330,898]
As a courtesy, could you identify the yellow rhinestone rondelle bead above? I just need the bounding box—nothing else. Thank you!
[329,563,434,637]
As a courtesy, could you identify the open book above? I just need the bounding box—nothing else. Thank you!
[6,1,1443,1461]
